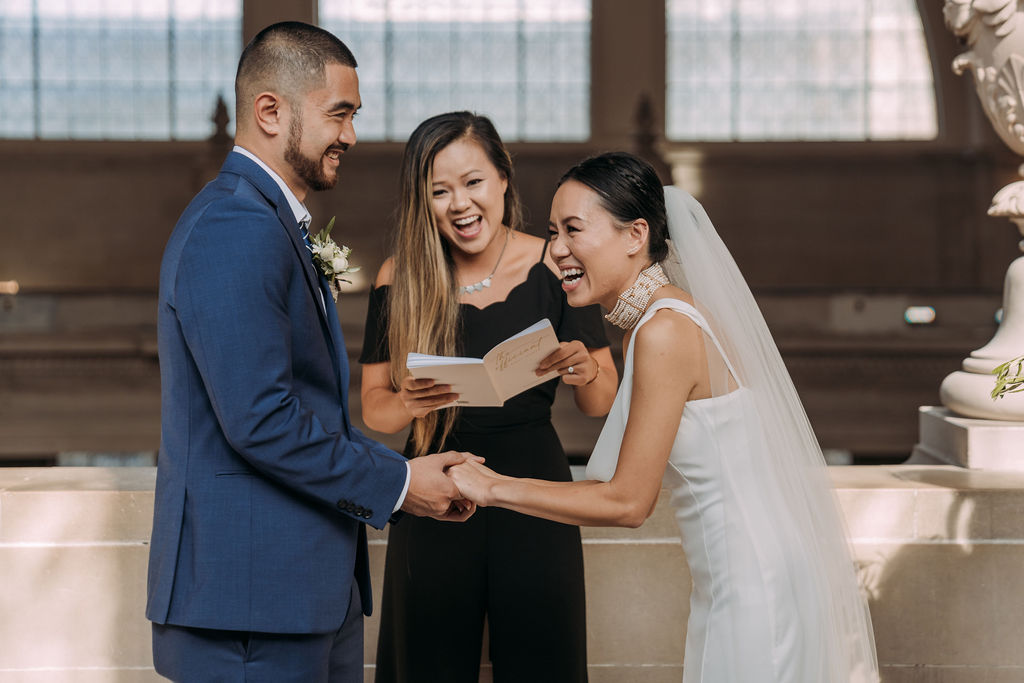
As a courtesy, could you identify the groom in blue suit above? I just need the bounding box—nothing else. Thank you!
[147,22,475,682]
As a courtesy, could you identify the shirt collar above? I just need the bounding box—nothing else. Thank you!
[233,145,311,228]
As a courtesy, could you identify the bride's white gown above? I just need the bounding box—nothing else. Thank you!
[586,298,840,683]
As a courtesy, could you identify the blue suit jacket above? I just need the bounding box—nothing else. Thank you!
[146,152,408,634]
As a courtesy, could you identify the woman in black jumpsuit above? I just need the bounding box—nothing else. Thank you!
[358,112,617,682]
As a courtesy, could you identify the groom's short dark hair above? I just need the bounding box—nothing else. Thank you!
[235,21,357,126]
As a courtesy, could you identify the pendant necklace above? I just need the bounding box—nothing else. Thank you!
[458,228,510,295]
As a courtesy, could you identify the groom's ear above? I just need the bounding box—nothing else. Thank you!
[252,91,285,137]
[625,219,650,256]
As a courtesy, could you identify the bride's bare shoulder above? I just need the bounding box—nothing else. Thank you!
[630,308,704,402]
[633,305,703,360]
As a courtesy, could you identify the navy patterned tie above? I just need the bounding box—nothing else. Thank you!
[298,217,313,253]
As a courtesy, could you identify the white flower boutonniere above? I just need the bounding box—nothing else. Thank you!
[310,216,360,302]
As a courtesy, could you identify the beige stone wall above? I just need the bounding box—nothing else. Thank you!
[3,465,1024,682]
[0,468,157,682]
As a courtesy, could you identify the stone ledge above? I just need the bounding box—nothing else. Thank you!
[2,465,1024,681]
[832,464,1024,542]
[0,468,155,543]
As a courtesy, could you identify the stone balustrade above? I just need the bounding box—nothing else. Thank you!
[1,465,1023,682]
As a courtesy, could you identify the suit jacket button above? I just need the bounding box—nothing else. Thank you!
[354,506,365,516]
[346,503,355,513]
[336,499,348,510]
[363,509,373,518]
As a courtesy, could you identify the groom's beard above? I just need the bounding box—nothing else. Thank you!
[284,115,341,192]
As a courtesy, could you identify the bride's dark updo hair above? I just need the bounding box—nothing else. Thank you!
[557,151,669,263]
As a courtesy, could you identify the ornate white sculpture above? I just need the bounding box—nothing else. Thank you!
[941,0,1024,420]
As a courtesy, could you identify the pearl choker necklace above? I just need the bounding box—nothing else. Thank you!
[604,263,669,329]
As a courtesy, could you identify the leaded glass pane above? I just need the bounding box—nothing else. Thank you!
[320,0,590,141]
[0,0,240,140]
[667,0,936,140]
[0,0,35,138]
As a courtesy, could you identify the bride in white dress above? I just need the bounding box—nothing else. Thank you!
[448,152,878,682]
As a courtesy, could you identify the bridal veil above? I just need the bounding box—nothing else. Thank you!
[661,185,879,683]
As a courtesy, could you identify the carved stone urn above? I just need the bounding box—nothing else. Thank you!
[940,0,1024,420]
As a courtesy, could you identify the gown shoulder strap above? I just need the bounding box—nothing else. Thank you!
[635,298,741,384]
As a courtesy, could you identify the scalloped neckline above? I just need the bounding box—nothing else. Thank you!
[459,261,553,312]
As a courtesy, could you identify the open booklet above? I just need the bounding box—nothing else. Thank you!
[406,318,561,407]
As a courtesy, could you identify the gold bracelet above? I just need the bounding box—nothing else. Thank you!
[584,364,600,386]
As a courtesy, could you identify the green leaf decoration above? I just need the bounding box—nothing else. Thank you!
[317,216,336,242]
[992,354,1024,400]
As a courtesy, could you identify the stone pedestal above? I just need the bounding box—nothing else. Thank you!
[910,406,1024,470]
[940,3,1024,422]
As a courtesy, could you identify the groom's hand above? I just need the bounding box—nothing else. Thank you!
[401,451,483,521]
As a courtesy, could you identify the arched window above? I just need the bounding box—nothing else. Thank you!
[666,0,937,140]
[320,0,590,141]
[0,0,240,140]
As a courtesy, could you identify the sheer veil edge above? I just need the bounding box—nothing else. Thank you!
[661,185,880,683]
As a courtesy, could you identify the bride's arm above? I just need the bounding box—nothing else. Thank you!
[451,310,705,528]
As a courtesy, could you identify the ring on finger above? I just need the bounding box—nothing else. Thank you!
[567,365,575,375]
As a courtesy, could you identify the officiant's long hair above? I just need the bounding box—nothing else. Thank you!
[390,111,524,456]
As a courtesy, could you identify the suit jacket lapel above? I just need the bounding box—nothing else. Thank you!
[317,276,353,434]
[220,153,347,404]
[273,202,347,402]
[221,154,328,327]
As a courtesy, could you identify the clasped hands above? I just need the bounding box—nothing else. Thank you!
[399,450,504,522]
[397,340,599,417]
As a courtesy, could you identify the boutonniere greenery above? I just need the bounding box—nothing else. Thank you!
[310,216,360,302]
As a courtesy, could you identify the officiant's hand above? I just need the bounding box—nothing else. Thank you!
[402,451,483,521]
[399,376,460,418]
[536,340,599,387]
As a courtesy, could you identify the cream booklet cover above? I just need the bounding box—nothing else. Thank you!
[406,319,560,407]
